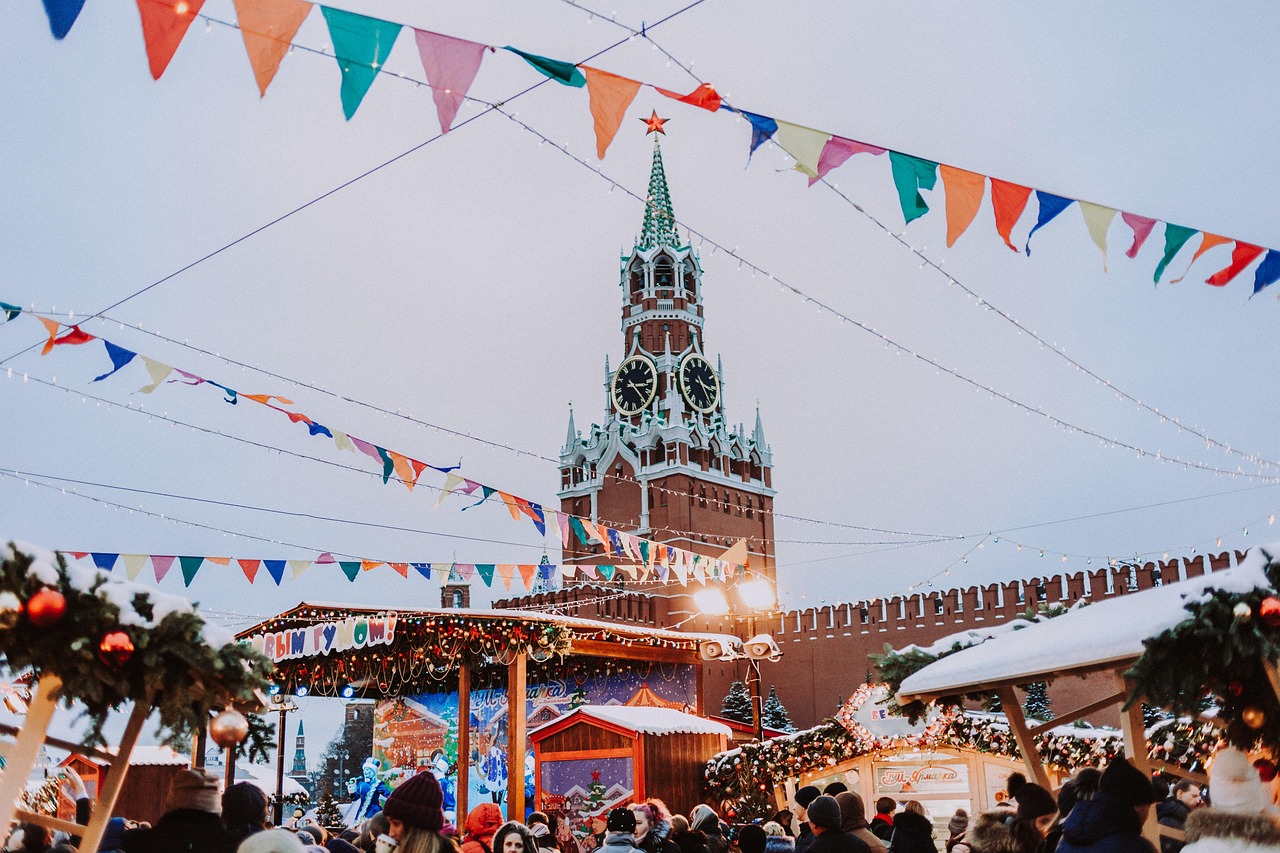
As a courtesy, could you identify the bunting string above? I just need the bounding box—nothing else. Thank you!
[36,0,1280,294]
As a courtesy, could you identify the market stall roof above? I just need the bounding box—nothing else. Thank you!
[531,705,733,739]
[897,547,1273,703]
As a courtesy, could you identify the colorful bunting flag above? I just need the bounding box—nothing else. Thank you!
[1025,192,1074,255]
[232,0,313,97]
[888,152,939,225]
[990,179,1032,252]
[289,559,310,579]
[654,82,722,112]
[339,561,361,582]
[411,562,431,579]
[321,6,403,120]
[42,0,87,39]
[122,554,148,581]
[91,552,117,572]
[1154,224,1197,283]
[740,111,778,161]
[413,30,489,133]
[517,563,537,589]
[939,165,985,247]
[582,67,642,159]
[1121,213,1157,259]
[1078,202,1117,271]
[1206,242,1264,287]
[1170,233,1232,284]
[135,0,206,80]
[773,121,830,179]
[179,556,204,587]
[807,136,885,187]
[0,302,20,322]
[152,555,175,582]
[502,47,584,87]
[1253,250,1280,296]
[475,564,496,586]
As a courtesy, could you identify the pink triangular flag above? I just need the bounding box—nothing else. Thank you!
[152,555,176,582]
[1121,212,1157,259]
[413,30,488,133]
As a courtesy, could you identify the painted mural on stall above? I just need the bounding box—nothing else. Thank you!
[371,666,695,821]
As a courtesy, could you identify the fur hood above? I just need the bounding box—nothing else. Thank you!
[964,811,1023,853]
[648,817,673,844]
[1184,808,1280,850]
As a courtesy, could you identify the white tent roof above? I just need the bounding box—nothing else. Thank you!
[534,705,732,737]
[897,546,1274,701]
[235,762,307,797]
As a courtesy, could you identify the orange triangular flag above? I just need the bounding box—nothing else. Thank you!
[497,564,516,591]
[389,451,417,491]
[231,0,311,96]
[582,66,642,159]
[1170,233,1231,283]
[206,556,231,566]
[990,179,1033,251]
[38,317,60,355]
[136,0,207,80]
[388,562,409,578]
[237,559,261,583]
[361,560,383,573]
[498,491,523,522]
[939,166,985,248]
[517,563,537,590]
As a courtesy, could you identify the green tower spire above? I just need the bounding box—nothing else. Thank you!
[638,138,680,250]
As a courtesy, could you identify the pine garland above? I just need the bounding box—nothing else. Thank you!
[0,543,272,748]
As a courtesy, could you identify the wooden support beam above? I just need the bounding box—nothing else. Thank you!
[79,694,150,852]
[1262,658,1280,706]
[0,676,61,833]
[14,810,87,837]
[1115,672,1160,846]
[1149,759,1209,786]
[997,686,1051,788]
[0,724,115,763]
[568,638,698,664]
[457,662,470,826]
[507,653,527,821]
[1026,691,1126,737]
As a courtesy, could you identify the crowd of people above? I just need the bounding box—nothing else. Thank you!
[6,748,1279,853]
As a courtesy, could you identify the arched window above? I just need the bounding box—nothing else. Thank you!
[654,256,675,297]
[629,261,644,297]
[452,590,463,608]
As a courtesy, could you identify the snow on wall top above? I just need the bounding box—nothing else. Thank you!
[897,545,1276,701]
[540,705,732,737]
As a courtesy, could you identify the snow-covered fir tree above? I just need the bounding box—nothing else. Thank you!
[720,681,754,724]
[761,685,796,732]
[1023,682,1053,721]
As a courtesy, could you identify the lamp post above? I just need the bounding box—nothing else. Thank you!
[270,694,298,827]
[694,578,781,741]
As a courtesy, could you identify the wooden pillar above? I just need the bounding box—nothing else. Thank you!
[78,697,150,851]
[458,663,471,826]
[1116,672,1160,845]
[507,653,527,821]
[997,687,1051,788]
[0,676,62,831]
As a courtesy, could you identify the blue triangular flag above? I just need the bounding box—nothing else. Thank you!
[740,111,778,161]
[1025,192,1075,255]
[264,560,287,586]
[411,562,432,580]
[42,0,87,40]
[92,340,137,382]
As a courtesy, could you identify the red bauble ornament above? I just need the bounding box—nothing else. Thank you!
[98,631,135,668]
[1254,758,1278,782]
[1260,596,1280,629]
[1229,681,1246,697]
[209,709,249,748]
[26,588,66,627]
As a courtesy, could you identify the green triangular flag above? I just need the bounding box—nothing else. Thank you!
[475,564,496,586]
[1154,224,1197,283]
[376,446,394,484]
[639,539,649,563]
[503,46,585,87]
[321,6,402,120]
[889,151,939,225]
[179,556,204,587]
[598,564,616,581]
[339,561,361,582]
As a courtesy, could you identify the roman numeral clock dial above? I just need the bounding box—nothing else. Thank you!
[611,355,657,415]
[678,353,720,413]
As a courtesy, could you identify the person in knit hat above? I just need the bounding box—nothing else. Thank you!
[959,775,1057,853]
[944,810,968,853]
[1181,747,1280,853]
[382,771,455,853]
[804,796,869,853]
[793,787,822,853]
[1057,758,1158,853]
[121,767,235,853]
[237,829,309,853]
[223,781,270,848]
[737,825,767,853]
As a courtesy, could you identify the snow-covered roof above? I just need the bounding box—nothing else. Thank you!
[898,546,1274,701]
[236,762,307,797]
[534,705,732,737]
[124,745,191,766]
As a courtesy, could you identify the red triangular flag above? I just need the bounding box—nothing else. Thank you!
[990,179,1033,252]
[1206,242,1265,287]
[238,559,261,583]
[654,82,721,112]
[136,0,207,80]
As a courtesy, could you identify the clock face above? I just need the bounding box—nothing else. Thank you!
[678,353,720,413]
[611,355,657,415]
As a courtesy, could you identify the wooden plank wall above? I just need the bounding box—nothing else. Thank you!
[539,721,632,754]
[640,733,725,820]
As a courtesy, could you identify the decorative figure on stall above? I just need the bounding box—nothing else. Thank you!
[480,744,508,804]
[344,757,392,825]
[432,752,458,824]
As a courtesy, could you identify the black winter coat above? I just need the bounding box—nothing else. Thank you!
[638,819,681,853]
[1056,797,1156,853]
[119,809,235,853]
[889,812,936,853]
[807,830,871,853]
[672,829,707,853]
[1155,801,1190,853]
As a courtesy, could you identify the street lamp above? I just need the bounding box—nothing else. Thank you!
[696,578,781,741]
[270,694,298,826]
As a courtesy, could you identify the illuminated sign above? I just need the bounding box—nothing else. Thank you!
[245,613,398,662]
[872,762,968,796]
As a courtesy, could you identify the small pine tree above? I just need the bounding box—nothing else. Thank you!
[1142,703,1170,727]
[1023,682,1053,721]
[761,685,796,732]
[317,792,344,831]
[720,681,754,724]
[984,692,1003,713]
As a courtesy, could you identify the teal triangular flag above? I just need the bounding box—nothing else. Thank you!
[339,561,361,582]
[0,302,20,322]
[321,6,403,120]
[179,556,204,587]
[1154,224,1197,283]
[503,47,585,87]
[475,564,496,586]
[888,152,939,225]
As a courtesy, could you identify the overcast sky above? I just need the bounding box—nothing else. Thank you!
[4,1,1280,754]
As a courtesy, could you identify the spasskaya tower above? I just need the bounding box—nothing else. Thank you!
[555,135,776,607]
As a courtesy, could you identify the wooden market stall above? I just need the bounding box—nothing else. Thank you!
[531,705,730,820]
[892,545,1280,847]
[239,603,741,822]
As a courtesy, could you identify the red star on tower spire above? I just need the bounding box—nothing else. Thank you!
[640,110,669,135]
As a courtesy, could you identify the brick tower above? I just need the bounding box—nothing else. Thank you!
[557,137,776,617]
